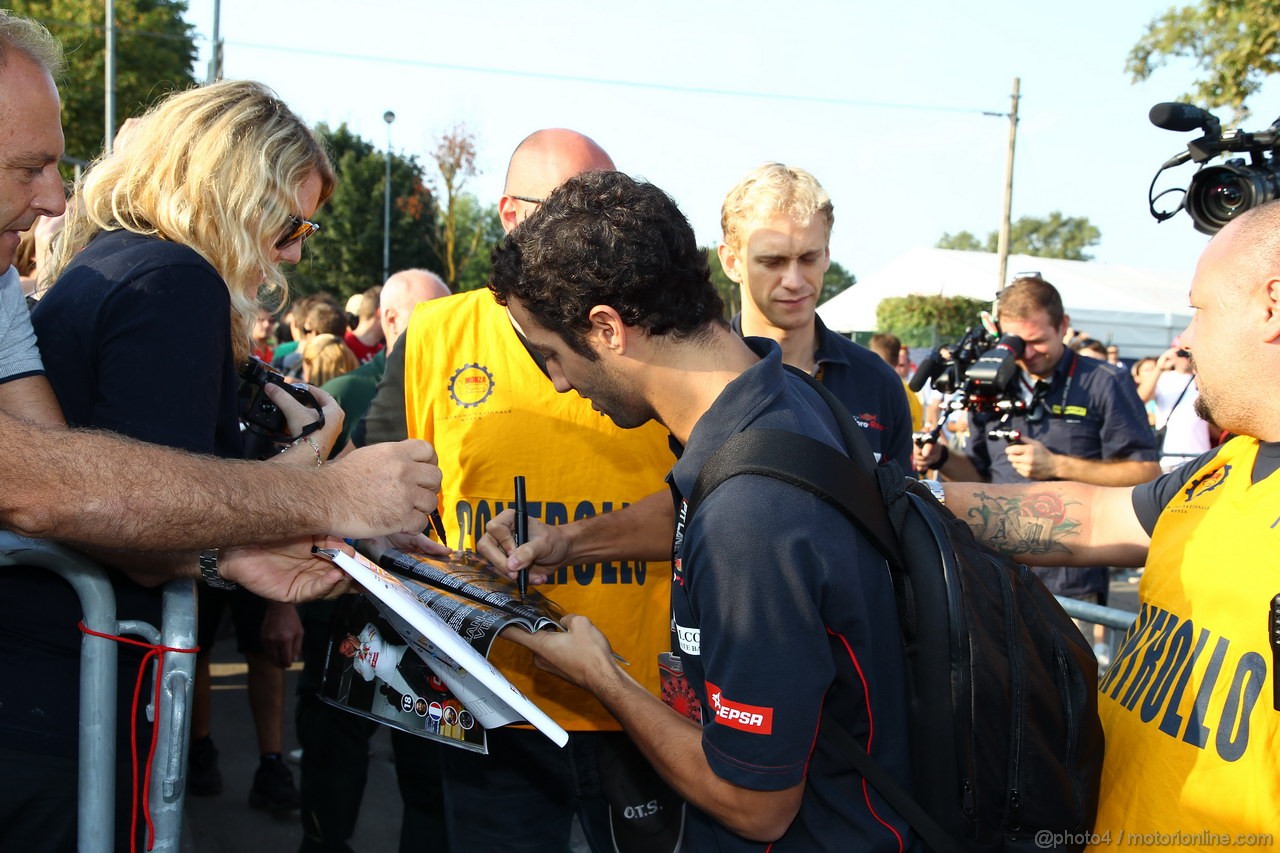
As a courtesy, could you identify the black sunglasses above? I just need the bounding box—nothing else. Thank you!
[276,215,320,250]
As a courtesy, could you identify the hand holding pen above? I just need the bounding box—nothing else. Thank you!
[514,475,529,599]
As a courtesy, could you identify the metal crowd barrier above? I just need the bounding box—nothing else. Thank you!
[1056,595,1138,633]
[0,531,197,853]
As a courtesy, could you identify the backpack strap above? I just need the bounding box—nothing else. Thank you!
[688,427,903,570]
[689,364,906,569]
[824,715,968,853]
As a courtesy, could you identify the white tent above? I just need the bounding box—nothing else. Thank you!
[817,247,1192,358]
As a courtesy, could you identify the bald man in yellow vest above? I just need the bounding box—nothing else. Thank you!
[402,129,675,851]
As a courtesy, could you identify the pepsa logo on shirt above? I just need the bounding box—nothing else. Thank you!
[675,623,700,656]
[705,680,773,734]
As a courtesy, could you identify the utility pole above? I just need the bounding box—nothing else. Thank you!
[104,0,116,153]
[383,111,396,283]
[205,0,224,84]
[993,78,1020,290]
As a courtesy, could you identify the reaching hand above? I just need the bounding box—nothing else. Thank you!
[475,508,570,585]
[323,440,443,538]
[362,532,452,562]
[502,613,618,690]
[219,535,357,603]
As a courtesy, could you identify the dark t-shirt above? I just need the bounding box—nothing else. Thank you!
[0,230,242,757]
[967,351,1157,597]
[351,330,409,447]
[731,314,914,471]
[668,338,916,851]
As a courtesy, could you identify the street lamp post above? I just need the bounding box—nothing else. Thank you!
[383,110,395,283]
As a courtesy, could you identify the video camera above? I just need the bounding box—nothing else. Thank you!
[237,356,324,444]
[909,316,1028,446]
[1148,101,1280,235]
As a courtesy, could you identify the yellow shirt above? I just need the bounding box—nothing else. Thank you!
[403,290,674,731]
[1090,437,1279,847]
[901,377,923,432]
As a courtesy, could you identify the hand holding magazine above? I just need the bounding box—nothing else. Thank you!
[315,548,569,752]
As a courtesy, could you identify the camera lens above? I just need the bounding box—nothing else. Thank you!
[1186,161,1280,235]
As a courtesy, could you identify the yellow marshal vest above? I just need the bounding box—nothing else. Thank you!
[1090,437,1279,846]
[403,290,674,731]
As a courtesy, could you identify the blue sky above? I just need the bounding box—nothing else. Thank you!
[180,0,1266,290]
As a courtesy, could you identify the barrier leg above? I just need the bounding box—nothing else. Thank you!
[0,533,118,853]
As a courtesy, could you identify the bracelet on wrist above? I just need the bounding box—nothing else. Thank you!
[282,435,324,467]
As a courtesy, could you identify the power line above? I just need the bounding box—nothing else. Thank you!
[224,38,997,117]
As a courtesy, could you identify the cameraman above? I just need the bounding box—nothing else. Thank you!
[913,277,1159,655]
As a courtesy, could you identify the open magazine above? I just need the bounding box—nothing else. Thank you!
[315,548,569,753]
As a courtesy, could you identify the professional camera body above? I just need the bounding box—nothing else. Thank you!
[237,356,324,444]
[1148,101,1280,235]
[909,318,1028,446]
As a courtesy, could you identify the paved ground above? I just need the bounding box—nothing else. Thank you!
[182,649,402,852]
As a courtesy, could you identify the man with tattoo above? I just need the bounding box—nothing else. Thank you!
[928,204,1280,844]
[913,275,1160,661]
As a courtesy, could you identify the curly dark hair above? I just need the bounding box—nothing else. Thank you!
[489,171,724,359]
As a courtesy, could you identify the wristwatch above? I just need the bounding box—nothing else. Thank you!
[199,549,239,590]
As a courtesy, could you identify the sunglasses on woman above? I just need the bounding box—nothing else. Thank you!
[276,215,320,250]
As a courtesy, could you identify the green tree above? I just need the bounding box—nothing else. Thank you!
[451,195,504,293]
[1127,0,1280,122]
[820,260,856,304]
[875,294,992,348]
[935,212,1101,261]
[703,246,740,320]
[289,123,440,300]
[16,0,196,164]
[934,230,987,253]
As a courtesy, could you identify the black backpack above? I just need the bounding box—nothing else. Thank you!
[687,371,1104,853]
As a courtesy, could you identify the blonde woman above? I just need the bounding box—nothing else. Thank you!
[301,332,359,387]
[19,80,335,850]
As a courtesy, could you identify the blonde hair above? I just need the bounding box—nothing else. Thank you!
[50,80,334,363]
[721,162,833,250]
[301,334,358,387]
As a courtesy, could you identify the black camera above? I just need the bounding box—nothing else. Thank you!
[237,357,324,442]
[909,328,1025,402]
[1148,101,1280,235]
[910,322,1027,448]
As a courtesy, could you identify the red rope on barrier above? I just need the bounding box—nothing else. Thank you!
[78,621,199,853]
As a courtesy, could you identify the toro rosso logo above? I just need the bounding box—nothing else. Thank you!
[705,680,773,734]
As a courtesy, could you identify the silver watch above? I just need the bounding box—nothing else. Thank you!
[199,549,239,590]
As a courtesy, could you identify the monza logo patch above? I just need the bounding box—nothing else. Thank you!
[448,363,495,409]
[705,680,773,734]
[1182,464,1230,503]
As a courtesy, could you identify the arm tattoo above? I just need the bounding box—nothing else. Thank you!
[963,489,1081,558]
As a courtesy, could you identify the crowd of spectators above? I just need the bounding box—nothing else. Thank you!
[0,7,1271,852]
